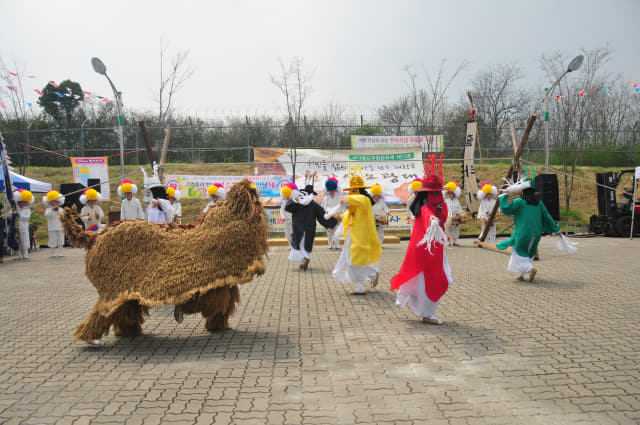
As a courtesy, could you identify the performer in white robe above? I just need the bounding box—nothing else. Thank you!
[370,184,389,247]
[321,178,342,249]
[43,190,66,257]
[119,180,145,220]
[14,189,34,259]
[443,181,465,246]
[405,178,422,224]
[203,183,226,213]
[167,187,182,223]
[80,188,104,231]
[280,182,299,247]
[477,183,499,243]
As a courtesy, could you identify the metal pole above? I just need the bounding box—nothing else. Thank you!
[245,116,251,163]
[80,120,86,156]
[189,117,194,164]
[103,72,125,180]
[631,174,638,240]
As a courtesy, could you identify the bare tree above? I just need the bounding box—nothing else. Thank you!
[468,63,527,149]
[540,47,613,211]
[400,59,468,134]
[157,35,194,128]
[378,96,411,135]
[0,58,33,173]
[269,57,313,180]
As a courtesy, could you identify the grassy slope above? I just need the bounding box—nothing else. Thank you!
[16,162,618,244]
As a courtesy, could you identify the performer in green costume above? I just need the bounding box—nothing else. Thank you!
[496,167,562,282]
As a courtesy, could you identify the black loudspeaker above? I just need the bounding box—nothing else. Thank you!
[87,178,101,195]
[535,174,560,222]
[595,172,617,216]
[60,183,86,212]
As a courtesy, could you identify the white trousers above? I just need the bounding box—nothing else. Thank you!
[376,226,384,247]
[48,230,65,256]
[481,223,497,243]
[446,224,459,245]
[327,226,340,248]
[18,230,29,258]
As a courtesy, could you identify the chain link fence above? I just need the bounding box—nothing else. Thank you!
[3,122,639,170]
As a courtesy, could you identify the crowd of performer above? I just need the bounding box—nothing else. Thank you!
[1,159,574,326]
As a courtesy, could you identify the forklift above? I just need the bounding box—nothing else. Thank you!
[589,169,640,236]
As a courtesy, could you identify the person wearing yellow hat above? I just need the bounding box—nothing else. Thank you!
[80,188,104,231]
[203,183,226,213]
[280,182,299,247]
[443,181,465,246]
[43,190,66,257]
[118,179,145,220]
[331,175,382,295]
[369,183,389,247]
[405,178,422,224]
[477,182,499,243]
[166,186,182,223]
[13,189,34,259]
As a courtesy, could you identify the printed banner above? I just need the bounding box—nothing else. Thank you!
[254,148,424,205]
[163,174,290,206]
[70,157,110,200]
[351,135,443,152]
[266,207,412,233]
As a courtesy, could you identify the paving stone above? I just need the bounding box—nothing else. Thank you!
[0,238,638,424]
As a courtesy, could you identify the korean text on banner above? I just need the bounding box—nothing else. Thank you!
[70,157,110,200]
[351,135,443,152]
[163,174,290,206]
[253,148,423,205]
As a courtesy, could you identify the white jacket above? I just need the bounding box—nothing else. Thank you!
[45,207,64,231]
[120,197,145,220]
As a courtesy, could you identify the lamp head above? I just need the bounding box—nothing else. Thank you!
[91,57,107,75]
[567,55,584,72]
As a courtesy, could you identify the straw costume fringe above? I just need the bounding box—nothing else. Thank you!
[61,179,268,343]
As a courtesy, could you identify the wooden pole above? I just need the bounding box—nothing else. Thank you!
[136,119,156,165]
[158,128,171,182]
[631,170,638,240]
[479,114,537,242]
[510,123,524,177]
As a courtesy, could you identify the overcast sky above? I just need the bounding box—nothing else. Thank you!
[2,0,638,118]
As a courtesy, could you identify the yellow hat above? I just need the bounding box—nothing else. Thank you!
[481,183,493,194]
[370,184,382,196]
[343,175,370,191]
[86,188,99,200]
[281,185,292,199]
[166,187,176,197]
[207,185,219,196]
[46,190,61,202]
[444,181,458,192]
[16,189,33,203]
[409,179,422,193]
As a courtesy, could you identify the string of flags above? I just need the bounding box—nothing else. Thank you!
[1,71,113,110]
[551,81,640,101]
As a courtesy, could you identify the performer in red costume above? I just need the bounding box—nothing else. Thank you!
[391,154,453,325]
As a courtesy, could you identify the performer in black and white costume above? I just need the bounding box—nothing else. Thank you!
[141,163,174,224]
[286,182,338,270]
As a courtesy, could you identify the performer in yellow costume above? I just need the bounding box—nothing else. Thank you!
[331,175,382,295]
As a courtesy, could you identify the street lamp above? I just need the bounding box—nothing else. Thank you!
[91,57,125,181]
[543,54,584,173]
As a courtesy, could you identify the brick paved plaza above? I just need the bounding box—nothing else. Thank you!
[0,236,639,425]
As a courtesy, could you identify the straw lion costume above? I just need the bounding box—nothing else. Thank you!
[61,179,268,344]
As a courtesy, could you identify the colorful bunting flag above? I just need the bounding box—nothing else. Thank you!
[54,92,63,98]
[48,81,59,88]
[0,103,6,109]
[34,89,43,96]
[9,72,17,77]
